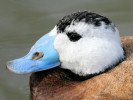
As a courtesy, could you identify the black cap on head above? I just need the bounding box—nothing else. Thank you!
[57,11,112,33]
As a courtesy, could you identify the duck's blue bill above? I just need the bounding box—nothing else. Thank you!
[6,32,60,74]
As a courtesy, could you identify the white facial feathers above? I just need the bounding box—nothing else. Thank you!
[65,21,120,43]
[53,21,124,76]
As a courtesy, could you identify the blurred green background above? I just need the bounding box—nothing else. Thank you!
[0,0,133,100]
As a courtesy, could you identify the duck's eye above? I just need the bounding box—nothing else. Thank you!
[32,52,43,60]
[66,32,82,42]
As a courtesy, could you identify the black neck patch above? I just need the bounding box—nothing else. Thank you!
[57,11,112,33]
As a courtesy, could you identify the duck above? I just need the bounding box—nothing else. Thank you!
[6,11,133,100]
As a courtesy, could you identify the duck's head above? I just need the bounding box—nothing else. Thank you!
[6,11,124,76]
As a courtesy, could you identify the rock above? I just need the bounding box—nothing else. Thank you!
[30,36,133,100]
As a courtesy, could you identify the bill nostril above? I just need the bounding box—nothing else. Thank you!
[32,52,43,60]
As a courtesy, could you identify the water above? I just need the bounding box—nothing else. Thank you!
[0,0,133,100]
